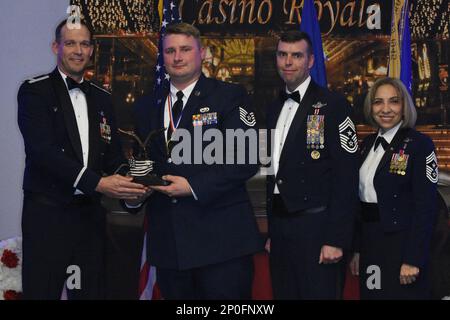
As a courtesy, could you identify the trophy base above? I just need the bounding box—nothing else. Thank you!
[133,174,170,186]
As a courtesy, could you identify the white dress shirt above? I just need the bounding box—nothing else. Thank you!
[164,80,199,200]
[126,80,200,208]
[273,76,311,194]
[58,69,89,194]
[164,81,198,141]
[359,121,403,203]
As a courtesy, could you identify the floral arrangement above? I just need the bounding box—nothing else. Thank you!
[0,237,22,300]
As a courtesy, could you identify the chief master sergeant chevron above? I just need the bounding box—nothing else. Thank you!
[17,19,147,300]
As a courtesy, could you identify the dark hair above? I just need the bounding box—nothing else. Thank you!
[278,30,313,55]
[164,22,201,45]
[55,19,93,43]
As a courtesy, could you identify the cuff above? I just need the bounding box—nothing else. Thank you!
[76,169,102,195]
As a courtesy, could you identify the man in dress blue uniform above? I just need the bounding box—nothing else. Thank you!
[17,19,147,299]
[129,23,263,299]
[265,30,359,299]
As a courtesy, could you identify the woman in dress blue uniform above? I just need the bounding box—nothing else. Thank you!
[350,77,439,299]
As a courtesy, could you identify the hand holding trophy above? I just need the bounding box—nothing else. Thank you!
[118,128,170,186]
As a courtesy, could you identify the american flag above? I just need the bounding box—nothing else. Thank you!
[138,0,181,301]
[153,0,182,92]
[138,215,159,300]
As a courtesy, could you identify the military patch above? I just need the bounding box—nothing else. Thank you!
[338,117,358,153]
[426,151,438,183]
[239,107,256,127]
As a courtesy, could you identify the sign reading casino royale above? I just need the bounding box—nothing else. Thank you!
[179,0,392,36]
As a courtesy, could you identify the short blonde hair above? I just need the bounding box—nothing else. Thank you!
[363,77,417,128]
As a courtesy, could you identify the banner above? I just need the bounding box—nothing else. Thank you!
[388,0,411,91]
[300,0,327,87]
[388,0,404,79]
[180,0,391,36]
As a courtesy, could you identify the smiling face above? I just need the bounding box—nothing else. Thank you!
[371,84,404,131]
[163,33,205,90]
[52,24,93,82]
[276,39,314,92]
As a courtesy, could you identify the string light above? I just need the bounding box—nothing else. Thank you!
[70,1,448,40]
[70,0,159,34]
[411,0,449,39]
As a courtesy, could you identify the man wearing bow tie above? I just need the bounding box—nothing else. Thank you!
[17,19,147,299]
[265,30,359,299]
[130,23,263,299]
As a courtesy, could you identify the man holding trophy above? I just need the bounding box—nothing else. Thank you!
[17,19,147,299]
[128,23,263,299]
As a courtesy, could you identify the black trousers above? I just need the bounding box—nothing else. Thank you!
[269,195,342,300]
[156,255,254,300]
[21,193,106,300]
[359,203,431,300]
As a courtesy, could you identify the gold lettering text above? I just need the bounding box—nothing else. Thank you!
[340,1,357,27]
[258,0,272,24]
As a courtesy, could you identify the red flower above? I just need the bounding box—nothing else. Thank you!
[1,249,19,268]
[3,290,22,300]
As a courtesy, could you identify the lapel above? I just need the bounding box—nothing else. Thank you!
[49,68,83,164]
[155,85,170,156]
[361,134,377,164]
[266,99,284,164]
[375,128,410,176]
[86,87,100,168]
[267,97,284,130]
[278,80,318,170]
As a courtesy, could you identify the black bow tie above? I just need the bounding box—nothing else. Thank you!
[66,77,90,94]
[374,136,389,151]
[280,90,301,104]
